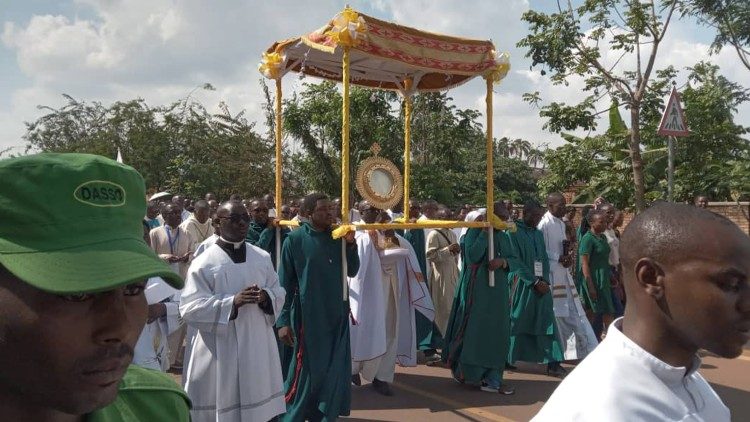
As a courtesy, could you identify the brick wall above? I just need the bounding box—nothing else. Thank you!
[565,202,750,235]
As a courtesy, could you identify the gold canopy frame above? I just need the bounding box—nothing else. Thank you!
[260,7,512,292]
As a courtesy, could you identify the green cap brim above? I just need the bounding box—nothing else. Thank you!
[0,238,183,294]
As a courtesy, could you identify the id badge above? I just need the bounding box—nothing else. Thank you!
[534,261,543,277]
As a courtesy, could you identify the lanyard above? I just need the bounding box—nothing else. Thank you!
[165,227,180,255]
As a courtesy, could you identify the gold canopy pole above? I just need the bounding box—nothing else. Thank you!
[340,45,352,301]
[485,76,495,287]
[403,78,413,214]
[274,78,283,268]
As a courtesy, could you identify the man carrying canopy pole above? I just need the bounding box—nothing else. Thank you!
[277,193,359,422]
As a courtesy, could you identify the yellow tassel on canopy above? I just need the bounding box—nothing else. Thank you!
[332,224,356,239]
[259,51,284,80]
[486,51,511,84]
[325,7,367,47]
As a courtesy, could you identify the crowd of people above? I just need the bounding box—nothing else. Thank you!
[136,186,727,421]
[0,153,747,422]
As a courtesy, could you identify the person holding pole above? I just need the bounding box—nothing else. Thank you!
[277,193,359,421]
[442,202,515,394]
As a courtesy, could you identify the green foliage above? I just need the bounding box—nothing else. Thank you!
[518,0,683,211]
[540,62,750,206]
[671,62,750,201]
[25,81,545,207]
[24,90,274,200]
[686,0,750,71]
[278,83,541,207]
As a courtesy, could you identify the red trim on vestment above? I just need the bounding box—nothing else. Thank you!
[285,326,305,403]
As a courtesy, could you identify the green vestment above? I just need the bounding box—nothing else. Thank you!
[87,365,191,422]
[442,228,511,385]
[506,220,564,364]
[246,221,263,244]
[404,228,443,351]
[578,231,613,314]
[278,223,360,422]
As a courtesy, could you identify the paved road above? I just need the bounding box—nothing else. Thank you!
[347,350,750,421]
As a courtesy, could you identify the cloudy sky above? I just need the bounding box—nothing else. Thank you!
[1,0,748,156]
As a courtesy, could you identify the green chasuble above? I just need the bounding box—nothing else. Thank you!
[505,221,564,364]
[442,228,511,385]
[278,223,360,422]
[404,228,444,351]
[578,231,613,314]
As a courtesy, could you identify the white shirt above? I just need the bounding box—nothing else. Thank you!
[533,318,730,422]
[604,228,620,266]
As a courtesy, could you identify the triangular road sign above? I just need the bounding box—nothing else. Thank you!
[658,87,689,137]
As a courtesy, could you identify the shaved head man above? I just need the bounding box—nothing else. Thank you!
[534,203,750,421]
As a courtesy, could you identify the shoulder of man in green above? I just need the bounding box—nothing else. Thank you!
[88,365,191,421]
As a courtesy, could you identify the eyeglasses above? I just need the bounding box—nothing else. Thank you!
[218,213,251,224]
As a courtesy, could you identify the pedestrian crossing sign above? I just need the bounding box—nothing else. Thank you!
[658,87,689,137]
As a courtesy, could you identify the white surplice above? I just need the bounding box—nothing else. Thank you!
[538,211,598,360]
[392,234,435,367]
[533,318,730,422]
[133,277,181,371]
[349,231,386,363]
[180,241,286,422]
[193,234,218,258]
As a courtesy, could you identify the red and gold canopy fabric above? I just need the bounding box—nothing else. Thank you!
[261,8,509,92]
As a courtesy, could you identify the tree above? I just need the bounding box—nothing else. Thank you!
[275,82,540,206]
[24,90,275,200]
[518,0,682,211]
[687,0,750,71]
[540,62,750,207]
[671,62,750,201]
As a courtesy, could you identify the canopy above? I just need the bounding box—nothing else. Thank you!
[263,10,505,93]
[260,7,512,296]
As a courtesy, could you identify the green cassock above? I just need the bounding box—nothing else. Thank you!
[442,228,511,384]
[505,220,564,364]
[404,228,444,351]
[578,231,613,314]
[278,223,360,422]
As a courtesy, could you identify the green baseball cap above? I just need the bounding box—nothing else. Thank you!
[0,153,183,293]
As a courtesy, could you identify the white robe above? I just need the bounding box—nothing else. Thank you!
[180,242,286,422]
[391,234,435,367]
[351,232,435,380]
[533,318,730,422]
[538,211,598,360]
[193,234,219,258]
[349,231,386,362]
[133,277,181,371]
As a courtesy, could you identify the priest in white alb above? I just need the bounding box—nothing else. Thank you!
[538,193,597,360]
[370,212,435,396]
[349,202,387,387]
[180,201,286,422]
